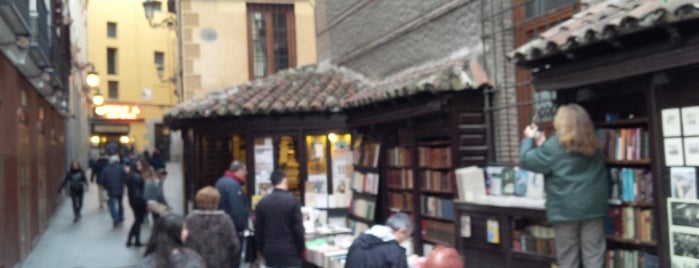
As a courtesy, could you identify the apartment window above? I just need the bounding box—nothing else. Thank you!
[107,48,117,75]
[525,0,577,18]
[152,1,162,11]
[108,81,119,99]
[167,0,176,13]
[107,22,117,38]
[247,4,296,79]
[154,51,164,69]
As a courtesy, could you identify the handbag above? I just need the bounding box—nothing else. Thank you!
[147,200,171,215]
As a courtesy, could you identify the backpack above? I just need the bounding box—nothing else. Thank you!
[70,173,84,191]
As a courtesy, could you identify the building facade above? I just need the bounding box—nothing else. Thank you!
[178,0,317,101]
[87,0,178,158]
[66,0,91,168]
[0,0,73,266]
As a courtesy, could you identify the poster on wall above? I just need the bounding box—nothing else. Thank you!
[332,148,353,208]
[254,138,274,195]
[666,138,686,166]
[685,137,699,166]
[683,106,699,136]
[671,230,699,265]
[668,198,699,266]
[671,167,697,199]
[663,108,683,137]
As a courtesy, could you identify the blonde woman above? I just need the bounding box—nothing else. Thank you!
[520,104,608,268]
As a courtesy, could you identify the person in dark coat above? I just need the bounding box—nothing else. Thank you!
[58,160,89,222]
[106,141,120,156]
[149,149,165,171]
[92,153,109,208]
[140,214,205,268]
[345,213,413,268]
[254,170,305,268]
[186,186,240,268]
[100,155,127,227]
[215,161,250,237]
[126,159,148,247]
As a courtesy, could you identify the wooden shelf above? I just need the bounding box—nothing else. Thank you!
[511,251,556,263]
[354,165,379,173]
[606,236,657,247]
[421,214,454,222]
[387,187,413,192]
[595,118,648,127]
[387,166,412,169]
[420,189,454,195]
[348,213,374,225]
[608,199,655,208]
[352,190,377,198]
[605,160,651,166]
[419,166,452,171]
[422,236,454,246]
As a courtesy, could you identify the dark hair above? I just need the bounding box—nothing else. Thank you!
[270,170,286,186]
[229,161,245,172]
[144,214,185,268]
[70,160,82,171]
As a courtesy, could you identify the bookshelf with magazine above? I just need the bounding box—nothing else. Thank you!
[347,133,382,230]
[385,133,415,215]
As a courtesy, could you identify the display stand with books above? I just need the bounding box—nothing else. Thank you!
[347,134,382,233]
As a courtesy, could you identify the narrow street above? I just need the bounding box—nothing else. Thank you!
[20,162,184,268]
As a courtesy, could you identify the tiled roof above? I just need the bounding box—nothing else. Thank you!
[342,57,492,108]
[166,65,361,119]
[509,0,699,62]
[165,57,492,120]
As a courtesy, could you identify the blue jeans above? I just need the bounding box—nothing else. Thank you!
[108,195,124,223]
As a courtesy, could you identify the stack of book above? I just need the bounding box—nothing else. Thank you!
[605,250,658,268]
[609,168,653,202]
[351,171,380,194]
[350,198,376,221]
[388,192,414,212]
[421,170,454,193]
[387,169,413,189]
[360,143,381,168]
[418,147,452,168]
[598,128,649,161]
[387,147,411,167]
[421,219,455,245]
[420,196,454,220]
[512,225,556,257]
[606,207,655,242]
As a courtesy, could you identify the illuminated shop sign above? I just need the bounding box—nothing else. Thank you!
[95,104,142,120]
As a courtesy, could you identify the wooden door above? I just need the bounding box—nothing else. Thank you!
[37,132,47,230]
[17,114,31,258]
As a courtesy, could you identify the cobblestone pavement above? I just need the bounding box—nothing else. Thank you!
[20,162,184,268]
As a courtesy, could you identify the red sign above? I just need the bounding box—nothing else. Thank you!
[95,104,142,120]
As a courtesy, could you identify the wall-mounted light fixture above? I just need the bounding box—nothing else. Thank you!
[142,0,177,30]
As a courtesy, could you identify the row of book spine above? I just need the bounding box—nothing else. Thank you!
[421,219,455,246]
[421,170,454,193]
[418,147,452,168]
[421,196,454,220]
[386,169,414,189]
[605,250,658,268]
[606,207,655,242]
[360,143,381,168]
[387,147,411,167]
[351,171,380,194]
[512,224,556,256]
[350,198,376,221]
[598,128,649,161]
[388,192,414,212]
[610,168,653,202]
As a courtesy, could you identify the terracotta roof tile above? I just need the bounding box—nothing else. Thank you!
[510,0,699,62]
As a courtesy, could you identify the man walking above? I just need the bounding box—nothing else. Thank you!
[345,213,413,268]
[254,170,305,268]
[215,160,250,266]
[100,155,127,227]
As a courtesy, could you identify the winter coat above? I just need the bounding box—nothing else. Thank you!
[520,136,609,223]
[125,172,146,206]
[345,225,408,268]
[144,180,167,205]
[185,210,240,268]
[59,169,88,194]
[254,188,305,267]
[215,174,249,233]
[139,247,205,268]
[99,163,127,196]
[149,156,165,170]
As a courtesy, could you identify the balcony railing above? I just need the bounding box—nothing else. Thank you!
[50,31,69,90]
[0,0,31,35]
[29,0,50,67]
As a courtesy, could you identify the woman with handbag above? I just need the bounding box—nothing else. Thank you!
[125,159,149,247]
[144,167,169,222]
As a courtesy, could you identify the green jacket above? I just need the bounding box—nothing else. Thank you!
[520,136,609,223]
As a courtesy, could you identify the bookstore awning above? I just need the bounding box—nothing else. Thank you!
[509,0,699,64]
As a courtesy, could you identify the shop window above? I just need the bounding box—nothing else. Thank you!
[231,135,247,165]
[525,0,577,19]
[305,135,328,206]
[329,133,353,208]
[278,136,300,197]
[253,137,275,206]
[247,4,296,79]
[108,81,119,99]
[107,22,117,38]
[107,48,118,75]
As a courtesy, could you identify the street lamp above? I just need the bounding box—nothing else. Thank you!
[86,67,100,88]
[92,92,105,106]
[142,0,177,30]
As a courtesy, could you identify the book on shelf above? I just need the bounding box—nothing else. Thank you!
[387,169,413,189]
[351,171,380,195]
[348,219,370,236]
[350,198,376,221]
[388,192,414,212]
[605,250,658,268]
[455,166,486,201]
[387,147,411,167]
[418,146,452,169]
[609,168,653,202]
[421,196,454,220]
[360,143,381,168]
[512,225,556,257]
[421,170,454,193]
[597,128,649,161]
[605,207,655,242]
[421,219,455,246]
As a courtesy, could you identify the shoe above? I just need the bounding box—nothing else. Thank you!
[134,242,144,247]
[126,241,132,247]
[113,222,119,228]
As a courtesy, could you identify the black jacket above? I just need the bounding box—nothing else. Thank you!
[345,225,408,268]
[59,169,88,193]
[254,188,305,267]
[99,163,127,196]
[215,175,249,233]
[125,172,146,205]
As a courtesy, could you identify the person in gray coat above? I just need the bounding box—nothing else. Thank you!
[99,155,127,227]
[215,161,250,236]
[186,186,240,268]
